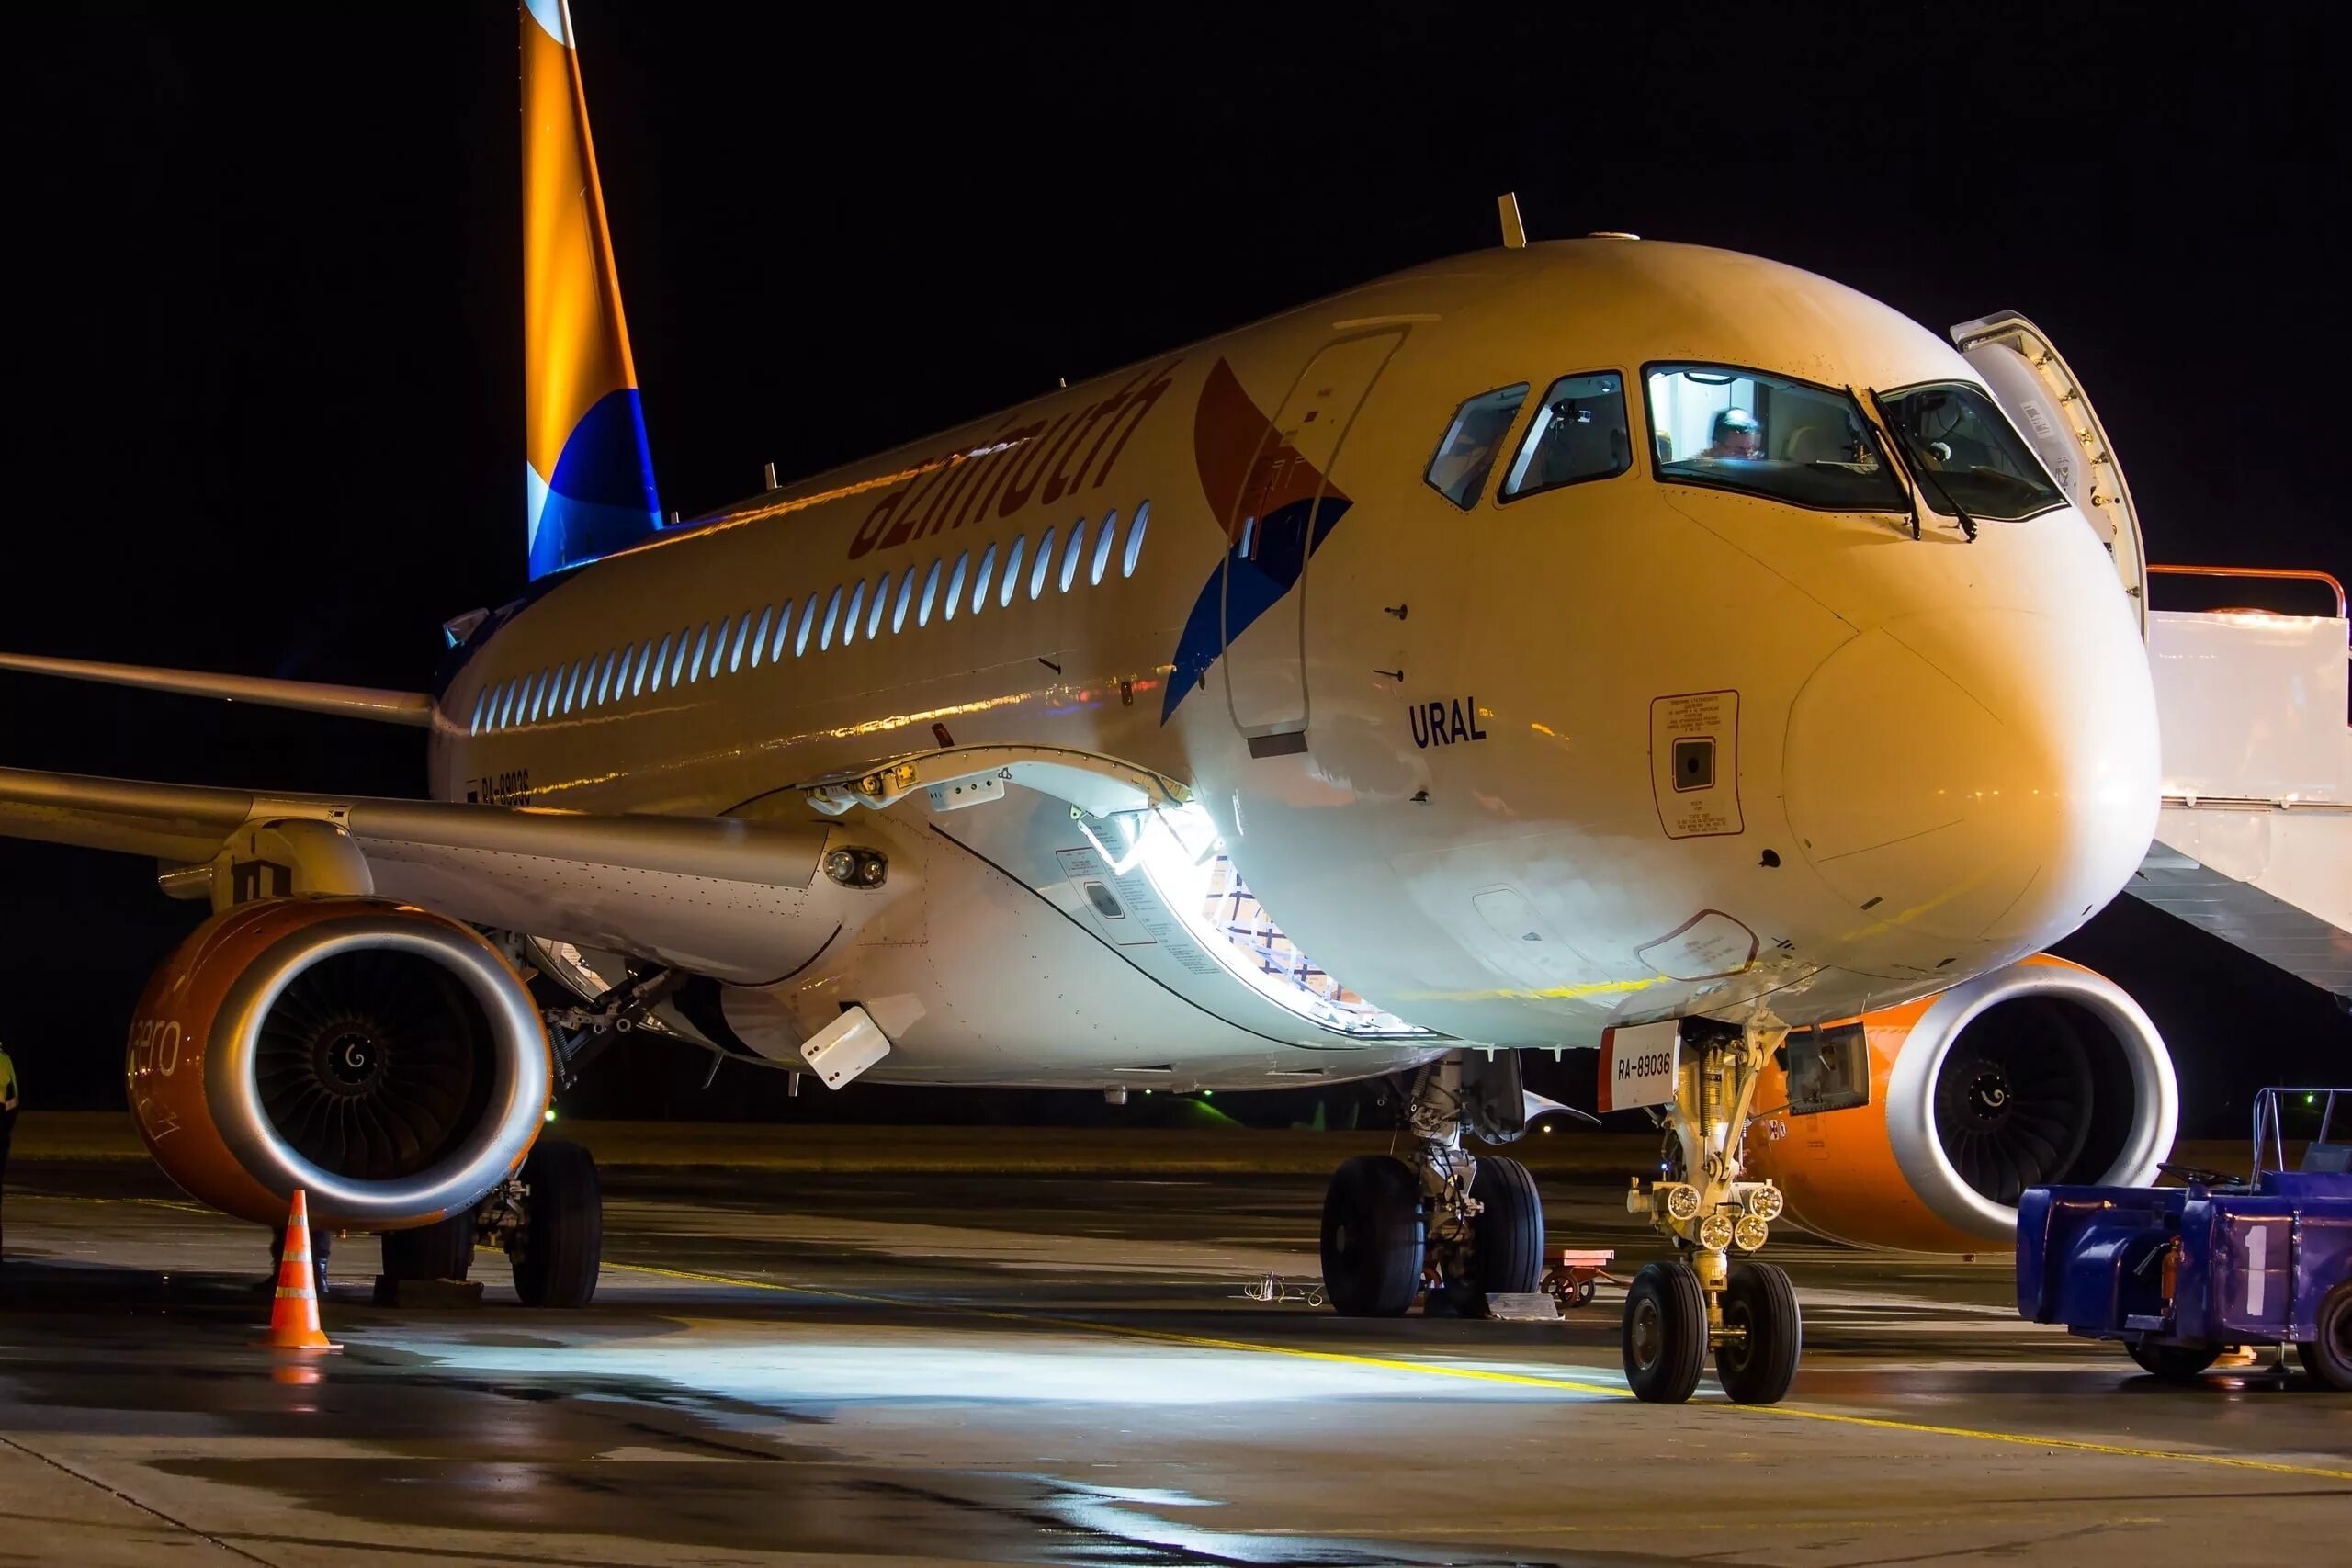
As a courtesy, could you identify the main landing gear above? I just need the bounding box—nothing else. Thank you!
[379,1138,605,1307]
[1622,1013,1802,1404]
[1320,1054,1545,1317]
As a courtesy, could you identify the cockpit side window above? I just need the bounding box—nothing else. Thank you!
[1499,371,1631,501]
[1424,383,1529,510]
[1874,382,2067,522]
[1644,363,1907,513]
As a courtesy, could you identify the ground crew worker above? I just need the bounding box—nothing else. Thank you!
[0,1041,18,1260]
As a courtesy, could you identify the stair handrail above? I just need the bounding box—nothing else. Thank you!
[2147,563,2346,620]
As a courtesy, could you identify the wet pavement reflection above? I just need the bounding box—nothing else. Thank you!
[0,1157,2346,1565]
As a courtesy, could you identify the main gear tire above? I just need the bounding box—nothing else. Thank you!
[1715,1259,1802,1404]
[380,1210,477,1282]
[1439,1156,1545,1317]
[1320,1155,1424,1317]
[1623,1260,1708,1404]
[508,1140,602,1308]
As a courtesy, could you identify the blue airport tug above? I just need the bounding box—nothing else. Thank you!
[2016,1088,2352,1388]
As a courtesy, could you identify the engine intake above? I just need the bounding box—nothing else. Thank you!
[1748,957,2177,1249]
[127,897,550,1229]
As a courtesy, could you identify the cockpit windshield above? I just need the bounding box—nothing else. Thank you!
[1873,383,2067,522]
[1645,364,1906,513]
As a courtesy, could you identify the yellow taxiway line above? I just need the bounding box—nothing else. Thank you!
[25,1193,2346,1486]
[612,1259,2352,1485]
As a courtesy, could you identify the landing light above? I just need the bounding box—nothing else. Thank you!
[543,1109,557,1122]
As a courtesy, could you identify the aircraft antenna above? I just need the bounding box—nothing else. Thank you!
[1498,192,1527,250]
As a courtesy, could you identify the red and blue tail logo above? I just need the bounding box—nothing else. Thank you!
[522,0,660,580]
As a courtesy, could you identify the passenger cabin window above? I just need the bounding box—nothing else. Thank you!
[1424,384,1529,509]
[1499,372,1630,500]
[1090,512,1118,583]
[972,545,996,614]
[1123,503,1148,576]
[1645,364,1905,512]
[1000,536,1024,608]
[1874,383,2067,521]
[1031,527,1055,599]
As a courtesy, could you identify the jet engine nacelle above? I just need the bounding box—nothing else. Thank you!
[125,897,551,1229]
[1745,957,2177,1251]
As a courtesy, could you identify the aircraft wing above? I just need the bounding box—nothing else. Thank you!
[0,765,870,982]
[0,652,434,726]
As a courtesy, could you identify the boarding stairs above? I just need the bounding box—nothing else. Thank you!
[2132,565,2352,1002]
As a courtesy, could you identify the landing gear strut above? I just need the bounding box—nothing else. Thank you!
[1622,1013,1803,1404]
[1320,1054,1544,1317]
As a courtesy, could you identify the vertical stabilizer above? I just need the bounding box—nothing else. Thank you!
[522,0,660,579]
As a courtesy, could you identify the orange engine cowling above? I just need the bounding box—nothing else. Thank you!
[124,897,552,1230]
[1745,956,2177,1251]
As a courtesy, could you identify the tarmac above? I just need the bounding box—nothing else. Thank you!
[0,1118,2345,1566]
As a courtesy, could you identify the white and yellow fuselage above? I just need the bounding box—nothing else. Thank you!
[432,239,2160,1088]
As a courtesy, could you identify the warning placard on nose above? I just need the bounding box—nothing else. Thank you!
[1599,1021,1680,1112]
[1650,689,1741,840]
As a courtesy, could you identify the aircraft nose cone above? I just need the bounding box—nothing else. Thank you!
[1783,609,2159,946]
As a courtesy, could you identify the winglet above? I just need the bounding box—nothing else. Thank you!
[522,0,661,580]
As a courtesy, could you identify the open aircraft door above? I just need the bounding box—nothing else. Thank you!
[1951,312,2148,633]
[1223,329,1406,748]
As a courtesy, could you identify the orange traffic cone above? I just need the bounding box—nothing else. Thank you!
[257,1190,339,1351]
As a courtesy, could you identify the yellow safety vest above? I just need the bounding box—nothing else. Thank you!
[0,1047,17,1113]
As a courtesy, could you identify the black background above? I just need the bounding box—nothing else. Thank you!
[6,4,2346,1130]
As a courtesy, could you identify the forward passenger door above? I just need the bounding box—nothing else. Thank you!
[1951,312,2149,631]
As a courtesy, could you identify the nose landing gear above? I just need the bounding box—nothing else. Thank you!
[1622,1014,1803,1404]
[1318,1054,1547,1317]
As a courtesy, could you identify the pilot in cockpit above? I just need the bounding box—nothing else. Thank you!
[1701,408,1762,461]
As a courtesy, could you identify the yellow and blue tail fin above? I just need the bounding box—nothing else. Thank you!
[522,0,660,579]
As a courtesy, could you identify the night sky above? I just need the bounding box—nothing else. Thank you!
[6,5,2346,1126]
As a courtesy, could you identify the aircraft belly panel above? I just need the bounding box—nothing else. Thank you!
[706,783,1443,1089]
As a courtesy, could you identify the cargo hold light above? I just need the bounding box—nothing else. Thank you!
[1088,801,1429,1039]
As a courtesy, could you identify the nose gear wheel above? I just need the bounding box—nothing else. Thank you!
[1623,1014,1804,1404]
[1623,1261,1707,1403]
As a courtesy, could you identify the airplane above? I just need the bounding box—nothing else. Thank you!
[0,0,2184,1405]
